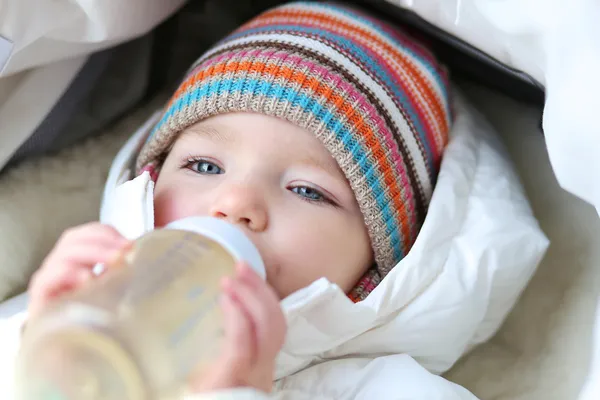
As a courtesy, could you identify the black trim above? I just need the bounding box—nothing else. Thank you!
[357,0,545,105]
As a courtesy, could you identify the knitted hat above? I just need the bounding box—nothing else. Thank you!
[137,1,452,301]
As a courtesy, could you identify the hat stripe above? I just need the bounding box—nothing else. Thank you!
[239,15,448,159]
[156,77,414,259]
[260,9,450,142]
[242,5,450,121]
[317,3,438,61]
[338,5,453,111]
[314,2,451,99]
[195,34,434,198]
[242,3,450,108]
[246,4,449,142]
[224,26,439,172]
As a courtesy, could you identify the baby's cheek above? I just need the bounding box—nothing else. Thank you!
[153,192,186,227]
[154,186,213,228]
[281,233,341,288]
[296,220,370,292]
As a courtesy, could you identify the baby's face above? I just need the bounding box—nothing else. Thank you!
[153,113,373,299]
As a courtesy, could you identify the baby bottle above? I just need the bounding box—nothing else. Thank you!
[16,216,265,400]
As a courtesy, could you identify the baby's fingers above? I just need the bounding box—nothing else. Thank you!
[57,223,129,248]
[220,286,255,373]
[28,225,131,318]
[28,267,94,319]
[189,286,256,393]
[31,240,131,294]
[56,240,131,268]
[228,264,286,360]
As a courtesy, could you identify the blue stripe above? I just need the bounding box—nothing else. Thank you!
[151,78,406,260]
[233,7,450,116]
[314,2,451,108]
[223,24,437,172]
[302,2,450,103]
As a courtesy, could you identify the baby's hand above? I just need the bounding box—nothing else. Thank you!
[28,222,132,320]
[190,262,287,394]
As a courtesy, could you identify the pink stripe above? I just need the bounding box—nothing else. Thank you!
[355,10,439,66]
[276,2,440,67]
[189,47,263,78]
[290,55,417,225]
[333,25,443,158]
[371,22,453,123]
[202,23,448,140]
[235,3,450,146]
[341,25,446,154]
[242,17,444,156]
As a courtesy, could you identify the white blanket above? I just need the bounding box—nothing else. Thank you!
[386,0,600,215]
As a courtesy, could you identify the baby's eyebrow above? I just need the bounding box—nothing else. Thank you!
[184,124,234,144]
[297,153,344,179]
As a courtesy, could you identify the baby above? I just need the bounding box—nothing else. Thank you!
[27,2,472,398]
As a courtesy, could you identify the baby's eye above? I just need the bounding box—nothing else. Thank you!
[291,186,325,202]
[190,160,223,175]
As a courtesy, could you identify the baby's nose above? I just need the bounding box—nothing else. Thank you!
[209,184,268,232]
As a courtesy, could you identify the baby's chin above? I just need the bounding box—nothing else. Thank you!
[260,258,299,300]
[266,272,319,301]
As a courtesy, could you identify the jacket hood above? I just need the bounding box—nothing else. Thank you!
[100,88,548,379]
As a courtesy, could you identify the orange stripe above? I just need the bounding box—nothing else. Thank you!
[247,8,449,150]
[176,8,449,153]
[169,59,413,245]
[264,9,448,135]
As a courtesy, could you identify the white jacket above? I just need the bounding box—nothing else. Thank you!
[98,89,549,399]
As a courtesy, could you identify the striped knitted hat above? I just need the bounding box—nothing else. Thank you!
[137,1,452,301]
